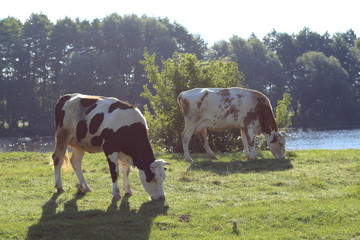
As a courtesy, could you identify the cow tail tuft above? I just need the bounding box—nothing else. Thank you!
[49,148,72,171]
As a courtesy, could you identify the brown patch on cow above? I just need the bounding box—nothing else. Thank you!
[179,97,190,117]
[80,97,101,108]
[91,135,103,147]
[243,95,278,135]
[76,120,88,142]
[256,97,278,134]
[108,101,134,113]
[243,111,258,128]
[85,104,97,115]
[223,105,240,120]
[197,91,209,108]
[236,94,244,99]
[219,90,234,109]
[89,113,104,134]
[219,89,230,97]
[54,95,71,128]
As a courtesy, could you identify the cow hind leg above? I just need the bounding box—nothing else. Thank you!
[197,129,217,160]
[106,152,121,200]
[70,148,91,193]
[52,129,71,193]
[182,124,196,162]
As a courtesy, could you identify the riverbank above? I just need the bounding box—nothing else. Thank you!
[1,128,360,152]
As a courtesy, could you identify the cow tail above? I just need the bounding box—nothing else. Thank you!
[63,151,71,170]
[177,93,183,107]
[49,148,71,171]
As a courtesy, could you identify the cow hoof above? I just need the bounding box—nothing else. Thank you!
[124,191,132,197]
[209,155,218,160]
[186,158,193,163]
[113,194,121,201]
[76,184,92,193]
[56,188,65,194]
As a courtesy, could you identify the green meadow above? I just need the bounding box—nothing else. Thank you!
[0,150,359,239]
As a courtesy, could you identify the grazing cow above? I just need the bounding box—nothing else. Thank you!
[52,93,170,200]
[177,87,286,162]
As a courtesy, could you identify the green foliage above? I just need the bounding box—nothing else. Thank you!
[1,151,359,239]
[210,35,287,101]
[275,92,293,131]
[141,51,244,153]
[0,11,360,136]
[293,51,354,127]
[0,14,207,136]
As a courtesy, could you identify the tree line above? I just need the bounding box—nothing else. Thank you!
[0,13,359,140]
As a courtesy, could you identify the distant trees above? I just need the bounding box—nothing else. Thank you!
[0,13,359,139]
[0,13,207,136]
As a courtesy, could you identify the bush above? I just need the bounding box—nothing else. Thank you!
[141,51,244,153]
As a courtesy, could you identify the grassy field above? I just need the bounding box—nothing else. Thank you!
[0,150,359,240]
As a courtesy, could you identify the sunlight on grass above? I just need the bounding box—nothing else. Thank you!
[0,150,359,239]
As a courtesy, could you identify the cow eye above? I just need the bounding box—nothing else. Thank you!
[164,168,167,171]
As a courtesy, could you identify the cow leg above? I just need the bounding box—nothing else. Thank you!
[106,152,121,200]
[197,129,217,159]
[120,162,132,196]
[182,124,196,162]
[241,128,256,160]
[70,148,91,193]
[52,129,71,193]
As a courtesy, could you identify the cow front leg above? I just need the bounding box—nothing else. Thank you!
[241,128,256,160]
[182,125,196,162]
[197,129,217,160]
[120,162,132,196]
[70,148,91,193]
[106,152,121,200]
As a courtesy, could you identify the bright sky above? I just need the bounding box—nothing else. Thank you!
[1,0,359,45]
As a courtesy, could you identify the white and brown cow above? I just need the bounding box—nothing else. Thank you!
[52,93,170,201]
[177,87,286,162]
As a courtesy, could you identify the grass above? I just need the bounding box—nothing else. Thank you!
[0,150,359,239]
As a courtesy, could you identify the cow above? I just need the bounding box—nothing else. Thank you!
[177,87,286,162]
[52,93,170,201]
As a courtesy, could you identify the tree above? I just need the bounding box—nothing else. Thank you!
[292,51,355,128]
[0,17,23,131]
[209,35,288,102]
[275,92,293,131]
[141,51,244,152]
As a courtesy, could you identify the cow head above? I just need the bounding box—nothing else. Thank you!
[139,159,170,200]
[268,132,286,159]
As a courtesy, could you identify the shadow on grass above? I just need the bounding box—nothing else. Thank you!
[188,154,294,175]
[26,193,168,240]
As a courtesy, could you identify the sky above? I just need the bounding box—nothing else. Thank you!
[1,0,359,45]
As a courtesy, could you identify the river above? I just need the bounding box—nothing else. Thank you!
[0,128,360,152]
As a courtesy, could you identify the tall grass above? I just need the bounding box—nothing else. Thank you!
[0,150,359,239]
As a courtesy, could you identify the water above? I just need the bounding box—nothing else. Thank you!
[0,129,360,152]
[286,128,360,150]
[0,136,55,152]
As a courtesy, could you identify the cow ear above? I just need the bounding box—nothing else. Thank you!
[270,135,277,143]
